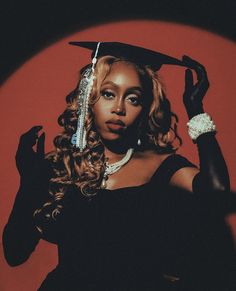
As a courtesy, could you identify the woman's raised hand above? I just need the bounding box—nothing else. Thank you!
[182,55,209,119]
[16,126,46,180]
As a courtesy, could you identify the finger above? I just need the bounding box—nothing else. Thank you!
[26,125,43,135]
[182,55,204,68]
[36,132,45,159]
[185,69,194,91]
[21,125,43,140]
[20,125,43,146]
[182,55,208,83]
[183,56,209,93]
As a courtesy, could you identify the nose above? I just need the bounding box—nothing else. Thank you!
[111,99,126,116]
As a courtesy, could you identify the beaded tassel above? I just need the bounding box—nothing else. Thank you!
[71,42,101,151]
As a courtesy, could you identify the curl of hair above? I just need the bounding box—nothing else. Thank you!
[34,55,182,229]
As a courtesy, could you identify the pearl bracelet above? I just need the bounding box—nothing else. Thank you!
[187,113,216,141]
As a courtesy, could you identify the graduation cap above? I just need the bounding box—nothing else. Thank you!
[70,41,184,152]
[69,41,184,71]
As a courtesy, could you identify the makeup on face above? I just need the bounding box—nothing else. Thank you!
[92,62,144,141]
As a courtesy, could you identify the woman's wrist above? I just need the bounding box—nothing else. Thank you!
[187,112,217,142]
[185,103,204,119]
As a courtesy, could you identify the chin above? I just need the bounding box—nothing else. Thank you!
[103,134,123,141]
[100,131,124,142]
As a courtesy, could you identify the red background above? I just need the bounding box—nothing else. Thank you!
[0,20,235,290]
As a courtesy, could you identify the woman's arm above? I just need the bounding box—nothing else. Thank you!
[3,180,42,266]
[2,126,54,266]
[169,56,230,194]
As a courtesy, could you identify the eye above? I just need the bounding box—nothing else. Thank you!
[126,95,142,106]
[100,90,115,100]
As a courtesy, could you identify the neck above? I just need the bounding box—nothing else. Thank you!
[104,146,131,164]
[102,137,133,163]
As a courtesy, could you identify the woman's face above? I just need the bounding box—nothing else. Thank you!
[92,61,144,142]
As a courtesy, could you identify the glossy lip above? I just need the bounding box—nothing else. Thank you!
[105,119,126,127]
[105,119,126,133]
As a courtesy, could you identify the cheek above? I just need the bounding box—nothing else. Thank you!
[126,106,143,124]
[92,101,108,125]
[93,97,115,116]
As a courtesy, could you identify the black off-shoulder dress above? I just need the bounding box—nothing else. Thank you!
[3,154,235,291]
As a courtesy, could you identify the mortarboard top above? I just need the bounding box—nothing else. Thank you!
[69,41,184,71]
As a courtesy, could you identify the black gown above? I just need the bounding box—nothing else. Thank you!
[3,154,235,291]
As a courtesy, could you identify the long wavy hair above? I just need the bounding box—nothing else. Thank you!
[33,56,182,231]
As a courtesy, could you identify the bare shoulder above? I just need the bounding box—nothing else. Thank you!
[135,150,199,192]
[134,149,171,162]
[132,150,172,173]
[170,166,199,192]
[106,150,172,189]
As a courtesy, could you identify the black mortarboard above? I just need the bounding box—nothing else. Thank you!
[69,41,184,71]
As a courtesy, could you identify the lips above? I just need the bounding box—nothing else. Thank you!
[106,119,125,126]
[106,119,126,132]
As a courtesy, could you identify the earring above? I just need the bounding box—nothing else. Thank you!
[137,138,141,146]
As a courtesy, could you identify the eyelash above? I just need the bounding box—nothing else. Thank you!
[127,96,141,106]
[101,90,114,99]
[101,90,141,106]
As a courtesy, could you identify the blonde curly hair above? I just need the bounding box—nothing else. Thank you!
[34,55,182,231]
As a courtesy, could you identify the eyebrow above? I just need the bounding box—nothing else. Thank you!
[101,81,143,93]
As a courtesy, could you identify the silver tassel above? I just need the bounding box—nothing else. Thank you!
[71,42,101,152]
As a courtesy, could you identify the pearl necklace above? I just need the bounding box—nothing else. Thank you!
[101,148,134,189]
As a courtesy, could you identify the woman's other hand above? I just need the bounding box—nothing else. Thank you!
[182,55,209,119]
[15,126,45,180]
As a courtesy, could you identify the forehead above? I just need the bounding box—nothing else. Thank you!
[102,61,142,87]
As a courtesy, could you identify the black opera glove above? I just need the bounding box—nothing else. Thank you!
[182,55,209,119]
[182,56,230,193]
[15,125,52,212]
[16,126,47,182]
[16,126,44,177]
[3,127,53,267]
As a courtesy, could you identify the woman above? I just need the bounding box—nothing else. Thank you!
[3,42,233,290]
